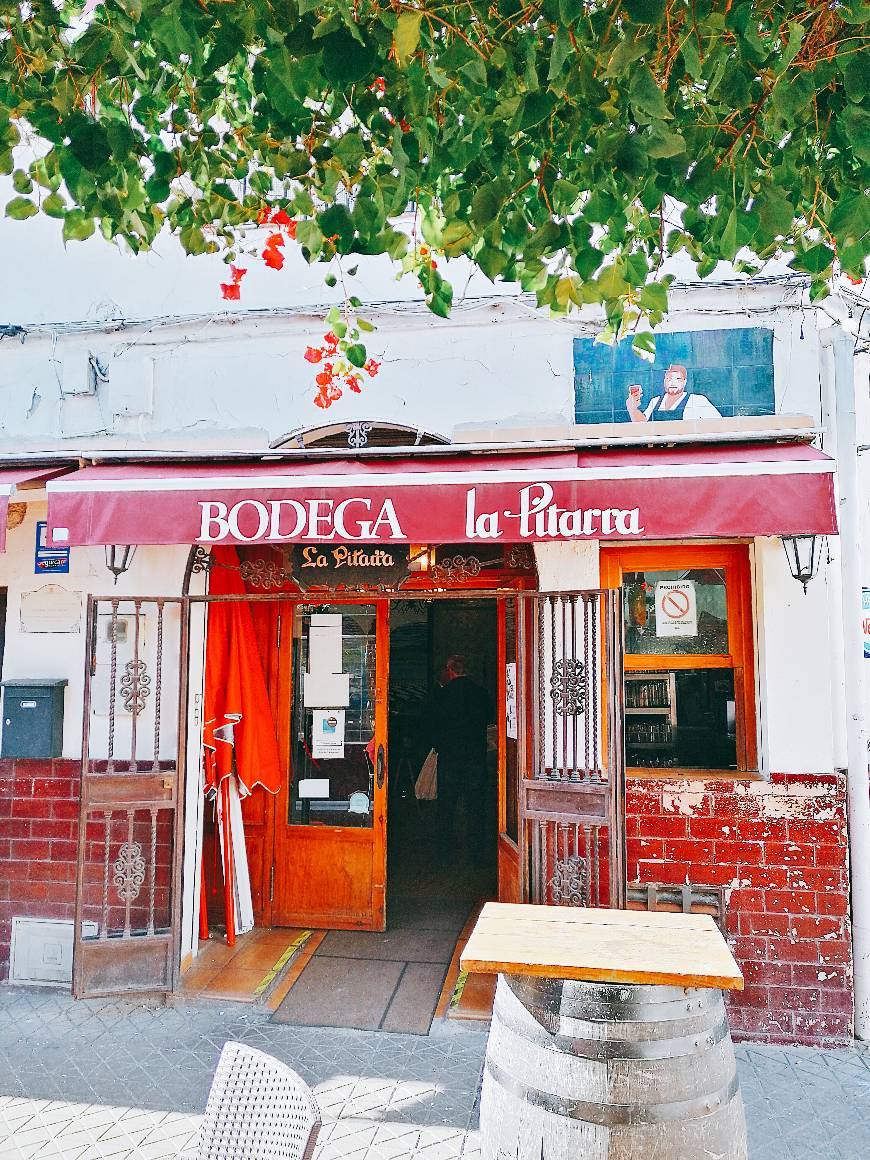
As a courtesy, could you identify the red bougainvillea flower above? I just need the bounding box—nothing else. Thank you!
[369,77,386,96]
[364,358,381,376]
[272,209,292,227]
[220,264,247,300]
[304,346,323,363]
[345,374,362,393]
[399,118,411,133]
[263,245,285,270]
[323,331,339,349]
[257,207,272,225]
[315,369,332,388]
[287,219,298,240]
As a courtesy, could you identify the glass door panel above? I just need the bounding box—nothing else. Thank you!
[271,600,388,931]
[290,605,377,827]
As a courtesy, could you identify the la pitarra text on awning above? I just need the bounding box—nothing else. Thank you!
[43,450,839,546]
[199,483,644,543]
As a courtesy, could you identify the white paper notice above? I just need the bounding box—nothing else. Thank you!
[655,580,698,638]
[298,777,330,799]
[312,709,346,759]
[303,671,350,708]
[505,662,517,740]
[308,614,343,675]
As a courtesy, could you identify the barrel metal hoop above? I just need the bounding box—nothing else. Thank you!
[504,977,719,1024]
[506,975,710,1007]
[494,995,731,1061]
[512,993,719,1028]
[485,1057,740,1128]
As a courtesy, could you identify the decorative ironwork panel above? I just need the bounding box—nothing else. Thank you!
[346,421,373,449]
[113,840,146,903]
[432,554,483,582]
[549,658,586,716]
[520,590,626,912]
[239,554,294,590]
[120,659,151,714]
[75,596,189,999]
[549,853,588,906]
[506,544,535,571]
[190,546,212,575]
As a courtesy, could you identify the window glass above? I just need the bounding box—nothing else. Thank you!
[623,568,728,655]
[626,669,737,769]
[290,604,376,827]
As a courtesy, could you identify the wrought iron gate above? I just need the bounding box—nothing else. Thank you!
[74,596,189,997]
[520,590,626,909]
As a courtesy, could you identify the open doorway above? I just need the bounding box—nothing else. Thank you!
[387,598,499,922]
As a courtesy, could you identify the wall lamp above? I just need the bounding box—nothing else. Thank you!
[105,544,137,584]
[781,535,823,594]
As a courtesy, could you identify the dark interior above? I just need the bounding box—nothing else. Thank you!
[387,599,499,917]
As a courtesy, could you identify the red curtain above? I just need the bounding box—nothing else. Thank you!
[202,545,281,798]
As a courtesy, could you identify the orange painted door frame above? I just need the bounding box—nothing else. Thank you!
[600,542,757,774]
[270,598,389,931]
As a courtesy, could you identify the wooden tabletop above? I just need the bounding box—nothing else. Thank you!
[460,902,744,991]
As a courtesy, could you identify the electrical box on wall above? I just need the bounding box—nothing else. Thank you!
[1,679,67,758]
[9,918,98,986]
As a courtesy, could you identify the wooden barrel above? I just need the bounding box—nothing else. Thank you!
[480,974,747,1160]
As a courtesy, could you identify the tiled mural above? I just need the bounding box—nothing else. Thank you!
[574,327,775,425]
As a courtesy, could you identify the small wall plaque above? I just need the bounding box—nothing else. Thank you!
[20,585,83,634]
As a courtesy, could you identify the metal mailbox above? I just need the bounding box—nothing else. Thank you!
[1,679,67,759]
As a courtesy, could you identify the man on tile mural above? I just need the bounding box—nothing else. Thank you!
[626,363,722,422]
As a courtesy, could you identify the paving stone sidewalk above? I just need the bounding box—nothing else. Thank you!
[0,985,869,1159]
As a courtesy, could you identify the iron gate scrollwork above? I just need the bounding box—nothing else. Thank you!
[74,596,189,998]
[520,590,626,910]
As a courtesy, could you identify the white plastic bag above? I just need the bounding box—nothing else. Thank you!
[415,748,438,800]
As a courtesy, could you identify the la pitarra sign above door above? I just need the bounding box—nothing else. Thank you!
[45,443,837,549]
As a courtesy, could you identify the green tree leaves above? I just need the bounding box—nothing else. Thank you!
[394,12,424,68]
[0,0,865,343]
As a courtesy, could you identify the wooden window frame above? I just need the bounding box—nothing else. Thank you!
[600,543,757,778]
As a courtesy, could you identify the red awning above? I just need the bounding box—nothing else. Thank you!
[44,443,837,547]
[0,466,70,551]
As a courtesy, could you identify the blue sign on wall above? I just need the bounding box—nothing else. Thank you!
[573,327,775,425]
[35,521,70,575]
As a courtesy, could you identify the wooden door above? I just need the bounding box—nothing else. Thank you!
[271,600,389,930]
[496,595,530,904]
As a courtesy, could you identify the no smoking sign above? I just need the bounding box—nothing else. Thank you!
[655,580,698,638]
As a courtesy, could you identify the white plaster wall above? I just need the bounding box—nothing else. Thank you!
[534,542,600,591]
[0,497,189,758]
[754,537,837,775]
[857,350,870,639]
[0,217,829,453]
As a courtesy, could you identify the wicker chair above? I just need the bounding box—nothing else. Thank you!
[198,1041,321,1160]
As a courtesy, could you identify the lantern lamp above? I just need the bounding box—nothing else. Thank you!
[781,535,823,594]
[105,544,137,584]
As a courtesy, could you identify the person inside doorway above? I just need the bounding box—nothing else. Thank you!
[429,653,494,866]
[625,363,722,422]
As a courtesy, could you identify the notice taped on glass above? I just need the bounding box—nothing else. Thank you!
[312,709,345,759]
[655,580,698,638]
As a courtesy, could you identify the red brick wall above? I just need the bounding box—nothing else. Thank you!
[0,759,81,980]
[0,758,854,1048]
[626,772,853,1047]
